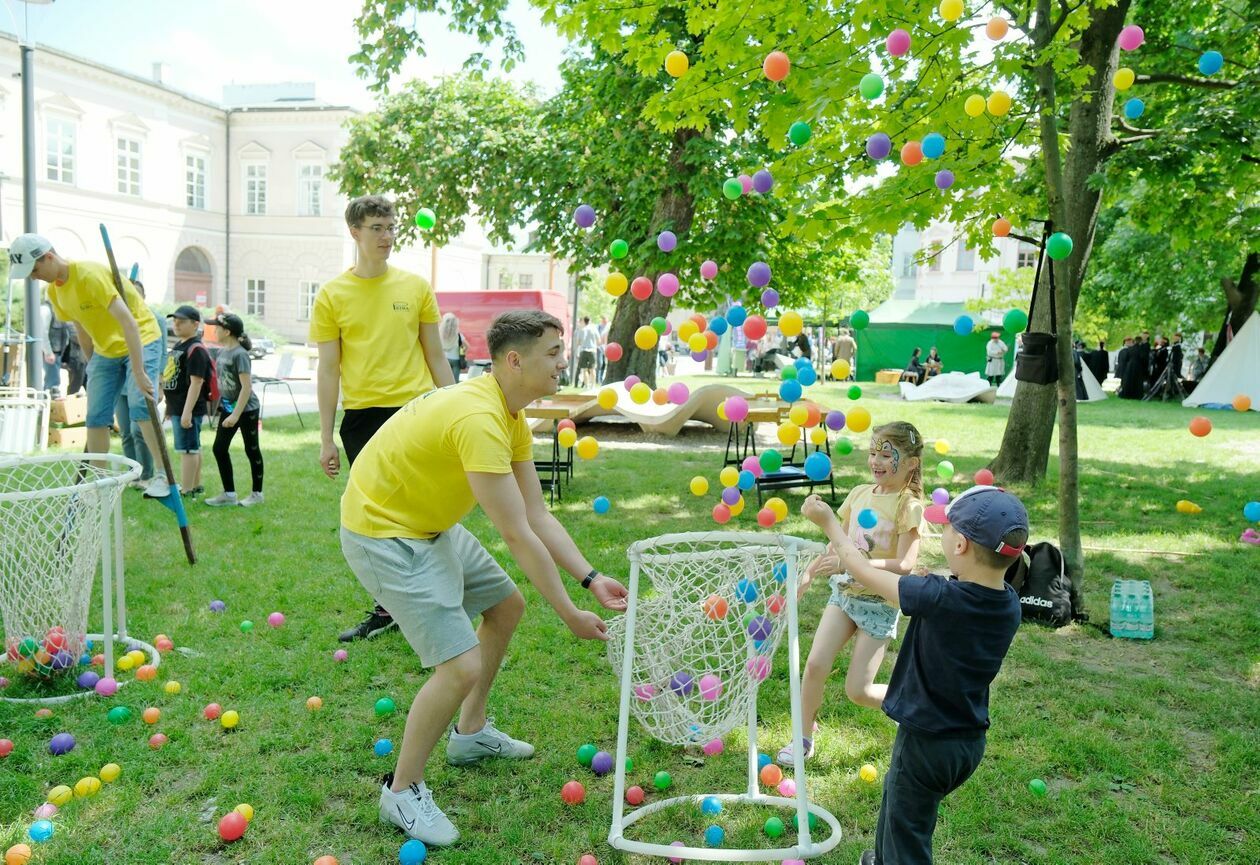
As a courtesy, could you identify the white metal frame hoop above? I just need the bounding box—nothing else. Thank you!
[607,531,842,861]
[0,453,148,705]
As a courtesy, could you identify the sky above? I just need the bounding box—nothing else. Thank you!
[0,0,568,109]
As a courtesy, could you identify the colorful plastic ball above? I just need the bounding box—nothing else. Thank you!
[218,810,248,842]
[136,664,157,681]
[148,732,168,750]
[954,315,974,336]
[48,732,75,756]
[777,778,796,797]
[804,452,832,482]
[779,311,803,338]
[574,204,596,228]
[1118,24,1144,51]
[722,178,744,200]
[1232,394,1251,412]
[857,508,879,530]
[634,325,658,350]
[653,770,672,791]
[901,140,923,166]
[737,471,757,492]
[987,16,1010,40]
[0,739,12,758]
[860,763,879,783]
[558,428,578,449]
[665,50,689,78]
[116,653,136,672]
[932,487,950,506]
[935,170,955,190]
[729,495,745,517]
[5,844,33,865]
[374,739,394,757]
[577,436,599,460]
[974,468,995,486]
[965,94,986,117]
[1242,501,1260,522]
[142,707,160,725]
[33,803,56,820]
[743,314,768,340]
[788,121,812,146]
[625,785,645,806]
[987,90,1012,116]
[414,208,436,230]
[239,620,254,634]
[690,476,710,497]
[1029,778,1048,797]
[577,743,598,766]
[561,780,586,805]
[799,366,818,387]
[333,649,348,662]
[313,857,339,865]
[763,50,790,82]
[738,173,755,194]
[760,450,784,473]
[306,696,323,711]
[1046,232,1074,260]
[699,260,719,281]
[847,407,872,432]
[859,73,884,100]
[1113,67,1135,91]
[922,133,946,159]
[630,382,652,405]
[777,422,800,446]
[886,28,911,56]
[1003,308,1028,332]
[1198,51,1223,76]
[779,379,803,403]
[781,366,798,382]
[221,710,240,730]
[399,839,428,865]
[669,672,695,696]
[1123,97,1145,120]
[764,816,786,838]
[203,703,222,720]
[747,615,773,641]
[865,132,892,161]
[47,785,72,806]
[792,811,819,831]
[95,677,119,697]
[77,670,100,690]
[704,825,725,847]
[747,261,772,288]
[937,460,955,480]
[232,803,254,823]
[592,496,612,515]
[605,272,628,297]
[725,306,746,329]
[752,169,774,194]
[747,656,771,682]
[267,612,285,628]
[375,697,396,717]
[759,763,783,786]
[939,0,963,21]
[209,599,226,612]
[703,738,725,756]
[1188,416,1212,437]
[28,821,53,843]
[107,705,132,725]
[994,218,1013,238]
[668,840,686,863]
[630,277,653,302]
[609,239,629,259]
[760,288,780,309]
[633,683,657,701]
[688,332,707,353]
[698,674,724,701]
[657,273,680,297]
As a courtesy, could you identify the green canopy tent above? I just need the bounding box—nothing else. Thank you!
[851,299,1016,381]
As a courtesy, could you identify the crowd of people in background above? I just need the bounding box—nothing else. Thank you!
[1115,331,1208,399]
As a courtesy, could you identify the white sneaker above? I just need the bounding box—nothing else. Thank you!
[204,492,238,507]
[446,718,535,765]
[239,491,264,507]
[379,776,459,846]
[142,475,172,498]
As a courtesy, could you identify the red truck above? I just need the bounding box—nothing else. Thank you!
[434,290,572,360]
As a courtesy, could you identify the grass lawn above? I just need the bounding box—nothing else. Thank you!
[1,380,1257,864]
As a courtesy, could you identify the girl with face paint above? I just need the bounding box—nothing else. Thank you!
[776,421,924,768]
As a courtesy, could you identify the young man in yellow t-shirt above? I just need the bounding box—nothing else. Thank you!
[11,234,171,497]
[340,310,629,847]
[310,195,455,642]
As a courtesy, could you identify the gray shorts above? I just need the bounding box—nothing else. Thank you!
[340,524,519,667]
[828,575,900,640]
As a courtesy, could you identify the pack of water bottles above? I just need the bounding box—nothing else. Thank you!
[1109,579,1154,640]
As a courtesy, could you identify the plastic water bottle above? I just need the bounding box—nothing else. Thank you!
[1109,581,1124,638]
[1137,582,1155,639]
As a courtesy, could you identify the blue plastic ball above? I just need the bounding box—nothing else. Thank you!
[737,578,759,603]
[1123,98,1145,119]
[794,357,812,370]
[29,819,55,842]
[593,496,611,514]
[858,508,878,530]
[804,452,833,482]
[797,366,818,386]
[737,470,756,491]
[727,305,747,327]
[953,315,974,336]
[704,824,726,847]
[701,795,723,815]
[779,380,803,403]
[1244,501,1260,522]
[772,563,787,583]
[921,132,946,159]
[1198,50,1223,76]
[374,739,394,757]
[709,316,729,336]
[399,839,428,864]
[757,752,772,769]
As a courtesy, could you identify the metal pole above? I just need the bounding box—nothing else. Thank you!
[21,41,39,387]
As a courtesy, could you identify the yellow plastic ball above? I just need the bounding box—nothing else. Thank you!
[690,476,710,497]
[719,466,740,488]
[634,326,658,351]
[558,427,578,448]
[74,776,102,798]
[777,422,801,446]
[1113,67,1135,91]
[116,654,135,672]
[664,50,690,78]
[964,94,986,117]
[688,332,707,353]
[630,382,652,404]
[716,402,728,422]
[778,311,803,338]
[846,406,872,432]
[163,680,181,695]
[987,90,1012,116]
[939,0,964,22]
[860,763,879,783]
[306,696,323,711]
[47,785,73,806]
[598,388,618,410]
[576,436,599,460]
[605,272,628,297]
[677,320,699,343]
[221,710,240,730]
[99,763,121,783]
[127,650,145,665]
[830,359,851,380]
[788,405,809,426]
[766,497,789,522]
[809,427,828,446]
[17,659,34,676]
[728,495,745,517]
[235,803,255,822]
[934,439,950,455]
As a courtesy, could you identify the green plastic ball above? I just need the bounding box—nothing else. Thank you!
[374,697,396,717]
[107,706,132,725]
[936,460,955,480]
[788,121,812,146]
[18,637,38,657]
[792,811,819,830]
[849,309,870,330]
[414,208,436,230]
[859,73,885,100]
[577,743,598,767]
[1029,778,1048,797]
[625,757,634,771]
[722,178,743,200]
[239,620,254,633]
[651,316,667,335]
[764,816,785,838]
[1046,232,1073,260]
[847,385,862,400]
[653,770,672,791]
[835,437,854,456]
[1003,309,1029,332]
[759,449,784,473]
[780,366,797,381]
[610,239,629,259]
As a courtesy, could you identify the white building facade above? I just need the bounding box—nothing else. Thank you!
[891,221,1039,303]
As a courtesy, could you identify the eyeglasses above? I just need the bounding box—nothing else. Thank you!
[361,223,398,236]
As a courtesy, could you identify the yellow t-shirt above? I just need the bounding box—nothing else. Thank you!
[48,261,161,359]
[308,267,441,409]
[341,374,535,539]
[834,484,924,601]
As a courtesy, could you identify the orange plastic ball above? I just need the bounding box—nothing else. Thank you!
[142,707,160,724]
[992,217,1011,237]
[1233,394,1252,412]
[759,763,784,786]
[763,50,790,82]
[135,664,157,682]
[986,16,1009,40]
[313,858,339,865]
[703,594,730,620]
[901,141,923,166]
[1188,416,1212,437]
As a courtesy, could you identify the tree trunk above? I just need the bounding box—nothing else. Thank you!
[604,128,699,387]
[1210,251,1259,364]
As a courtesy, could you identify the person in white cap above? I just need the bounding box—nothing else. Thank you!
[10,234,170,497]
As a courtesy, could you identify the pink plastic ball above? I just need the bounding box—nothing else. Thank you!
[741,455,764,478]
[34,803,57,819]
[669,841,686,863]
[1118,24,1144,51]
[724,396,750,422]
[667,383,690,405]
[657,273,680,297]
[886,28,911,56]
[267,612,285,628]
[95,677,118,697]
[778,778,797,797]
[333,649,348,662]
[698,673,724,701]
[738,174,754,193]
[633,683,657,701]
[624,375,641,392]
[702,739,725,756]
[747,656,770,681]
[700,260,718,280]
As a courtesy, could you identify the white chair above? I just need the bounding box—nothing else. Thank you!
[254,353,306,428]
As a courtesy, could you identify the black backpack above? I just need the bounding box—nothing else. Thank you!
[1004,541,1075,627]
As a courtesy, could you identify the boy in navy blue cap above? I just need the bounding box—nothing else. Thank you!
[803,485,1027,865]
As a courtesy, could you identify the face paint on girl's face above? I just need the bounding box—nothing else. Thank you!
[868,437,902,485]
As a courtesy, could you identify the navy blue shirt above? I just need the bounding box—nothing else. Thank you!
[883,574,1021,735]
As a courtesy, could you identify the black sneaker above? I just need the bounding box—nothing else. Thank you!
[338,610,397,642]
[860,851,877,865]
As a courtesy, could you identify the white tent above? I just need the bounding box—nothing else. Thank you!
[1183,312,1260,411]
[997,360,1107,402]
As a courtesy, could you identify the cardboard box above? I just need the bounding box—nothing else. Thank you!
[48,426,88,450]
[50,393,88,426]
[875,369,903,384]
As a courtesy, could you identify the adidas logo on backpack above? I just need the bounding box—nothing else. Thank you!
[1019,595,1055,609]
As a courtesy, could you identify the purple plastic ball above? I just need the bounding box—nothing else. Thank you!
[77,670,100,690]
[657,230,677,252]
[670,672,695,696]
[747,616,773,641]
[51,650,74,670]
[591,751,614,776]
[48,732,76,756]
[866,133,892,160]
[935,170,955,190]
[574,204,596,228]
[722,486,741,506]
[825,410,846,430]
[761,288,780,309]
[209,600,226,612]
[691,350,708,362]
[747,261,772,288]
[752,169,774,193]
[931,487,950,506]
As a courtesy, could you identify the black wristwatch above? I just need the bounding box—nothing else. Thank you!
[581,569,600,589]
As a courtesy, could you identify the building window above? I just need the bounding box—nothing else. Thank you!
[928,242,944,272]
[116,137,141,196]
[297,280,319,321]
[297,164,322,216]
[246,279,265,316]
[498,271,512,290]
[186,154,206,209]
[957,243,976,271]
[46,118,75,184]
[1017,241,1038,269]
[245,164,267,215]
[519,273,534,291]
[900,253,917,278]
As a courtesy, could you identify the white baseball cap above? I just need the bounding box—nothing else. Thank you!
[8,233,54,280]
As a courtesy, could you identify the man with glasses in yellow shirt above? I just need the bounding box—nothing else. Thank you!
[311,195,455,643]
[340,310,628,847]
